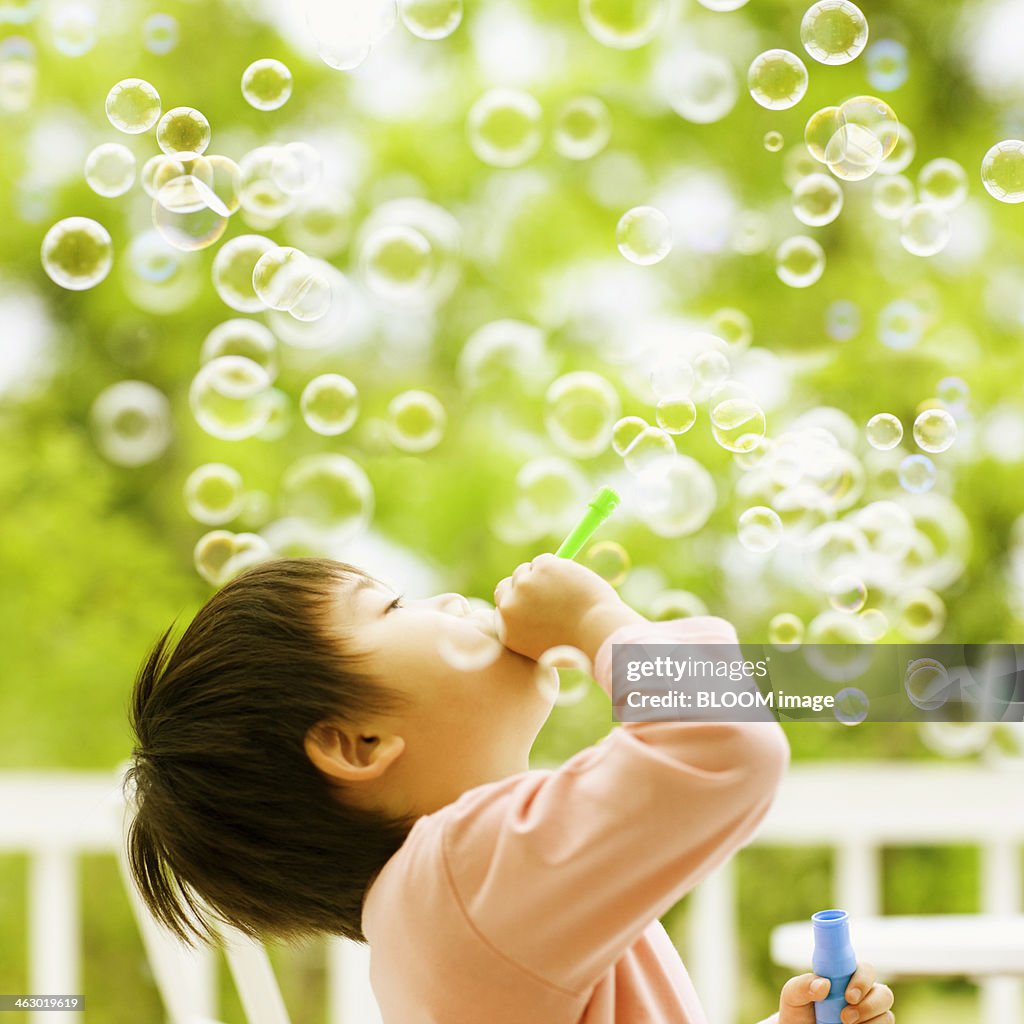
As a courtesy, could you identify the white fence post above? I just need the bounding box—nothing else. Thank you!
[835,840,880,918]
[979,839,1023,1024]
[327,936,382,1024]
[687,861,737,1024]
[28,848,78,1024]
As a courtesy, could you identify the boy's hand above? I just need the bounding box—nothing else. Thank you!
[493,552,645,663]
[776,963,894,1024]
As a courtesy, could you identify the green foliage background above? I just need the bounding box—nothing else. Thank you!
[1,0,1022,1020]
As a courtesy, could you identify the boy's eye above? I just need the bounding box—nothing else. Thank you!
[388,596,404,612]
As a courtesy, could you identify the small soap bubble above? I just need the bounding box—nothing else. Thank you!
[183,463,244,525]
[200,319,277,379]
[579,0,669,49]
[301,374,359,436]
[763,130,784,152]
[838,95,899,157]
[252,246,317,311]
[466,87,542,168]
[898,453,936,493]
[827,574,867,613]
[833,687,869,725]
[898,587,946,642]
[106,78,161,134]
[866,39,908,91]
[776,235,825,287]
[156,106,211,156]
[212,234,276,312]
[878,299,924,350]
[360,224,434,303]
[866,412,903,450]
[800,0,868,66]
[285,192,353,257]
[386,389,446,452]
[937,376,969,411]
[51,2,95,56]
[709,308,752,352]
[515,457,587,530]
[918,158,968,210]
[903,657,951,711]
[143,13,178,54]
[239,145,296,222]
[41,216,112,290]
[84,143,136,198]
[612,415,648,456]
[872,174,915,219]
[280,453,374,538]
[583,541,631,587]
[913,408,957,453]
[792,172,844,226]
[151,152,213,213]
[825,299,860,340]
[193,530,273,587]
[738,506,783,552]
[900,203,951,257]
[545,371,620,458]
[532,646,591,707]
[655,397,697,435]
[616,205,671,265]
[710,395,767,453]
[857,608,888,642]
[804,105,842,163]
[826,123,883,180]
[553,95,612,160]
[769,612,804,650]
[398,0,462,40]
[90,380,172,466]
[241,58,293,111]
[623,425,676,475]
[981,140,1024,203]
[663,51,738,125]
[438,627,504,672]
[748,49,808,110]
[189,355,273,441]
[153,202,226,253]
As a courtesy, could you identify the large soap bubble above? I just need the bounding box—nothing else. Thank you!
[41,217,113,290]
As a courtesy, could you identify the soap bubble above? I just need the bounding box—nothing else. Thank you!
[153,202,227,253]
[90,380,172,467]
[200,320,277,379]
[457,319,553,395]
[536,645,592,707]
[241,58,292,111]
[105,78,161,134]
[866,39,908,91]
[825,123,883,180]
[826,299,860,340]
[360,224,434,303]
[792,172,844,226]
[913,408,957,453]
[271,142,322,195]
[280,453,374,539]
[898,453,936,493]
[0,0,38,24]
[189,355,273,440]
[616,205,672,265]
[438,627,503,672]
[83,143,136,198]
[212,234,276,312]
[838,95,899,156]
[252,246,318,311]
[693,350,731,399]
[776,235,825,288]
[579,0,669,49]
[710,395,767,453]
[583,541,631,586]
[769,612,804,650]
[553,95,612,160]
[183,463,244,525]
[238,145,296,222]
[143,13,178,54]
[917,158,968,210]
[900,203,951,256]
[981,140,1024,203]
[398,0,462,39]
[515,457,587,532]
[898,587,946,641]
[148,152,212,212]
[648,590,707,620]
[738,505,783,552]
[655,397,697,434]
[937,377,969,412]
[386,389,446,452]
[866,412,902,450]
[748,49,808,110]
[301,374,359,436]
[623,425,676,474]
[545,371,620,458]
[466,88,542,168]
[871,174,914,219]
[635,455,717,537]
[612,416,648,456]
[41,216,113,290]
[804,105,842,162]
[193,530,273,587]
[903,658,951,711]
[662,51,738,125]
[834,687,869,725]
[857,608,888,642]
[285,192,353,257]
[156,106,211,156]
[878,299,924,350]
[122,230,199,312]
[827,574,867,612]
[764,130,784,152]
[709,308,753,352]
[800,0,868,66]
[307,0,396,71]
[51,4,96,56]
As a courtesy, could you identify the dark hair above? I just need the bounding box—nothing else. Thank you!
[123,557,419,949]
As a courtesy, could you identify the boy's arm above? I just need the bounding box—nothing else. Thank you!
[440,615,790,998]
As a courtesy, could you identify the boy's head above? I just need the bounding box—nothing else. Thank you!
[125,557,550,949]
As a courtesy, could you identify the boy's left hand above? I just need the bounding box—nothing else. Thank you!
[777,962,894,1024]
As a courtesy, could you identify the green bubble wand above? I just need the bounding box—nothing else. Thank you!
[554,486,621,559]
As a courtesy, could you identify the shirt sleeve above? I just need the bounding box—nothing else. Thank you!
[440,615,791,998]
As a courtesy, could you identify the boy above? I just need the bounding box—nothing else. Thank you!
[125,554,894,1023]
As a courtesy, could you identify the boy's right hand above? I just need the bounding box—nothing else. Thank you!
[493,552,646,663]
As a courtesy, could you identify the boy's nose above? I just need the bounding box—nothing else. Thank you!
[430,592,471,616]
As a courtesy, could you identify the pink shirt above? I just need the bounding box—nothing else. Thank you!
[362,616,791,1023]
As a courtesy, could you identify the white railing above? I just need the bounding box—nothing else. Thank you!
[3,762,1023,1023]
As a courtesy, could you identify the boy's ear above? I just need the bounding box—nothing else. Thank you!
[304,718,405,783]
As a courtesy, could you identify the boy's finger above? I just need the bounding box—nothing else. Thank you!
[780,973,830,1007]
[844,962,877,1004]
[512,562,533,584]
[840,983,893,1024]
[494,576,512,605]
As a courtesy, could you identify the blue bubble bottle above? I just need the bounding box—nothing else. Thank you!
[811,909,857,1024]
